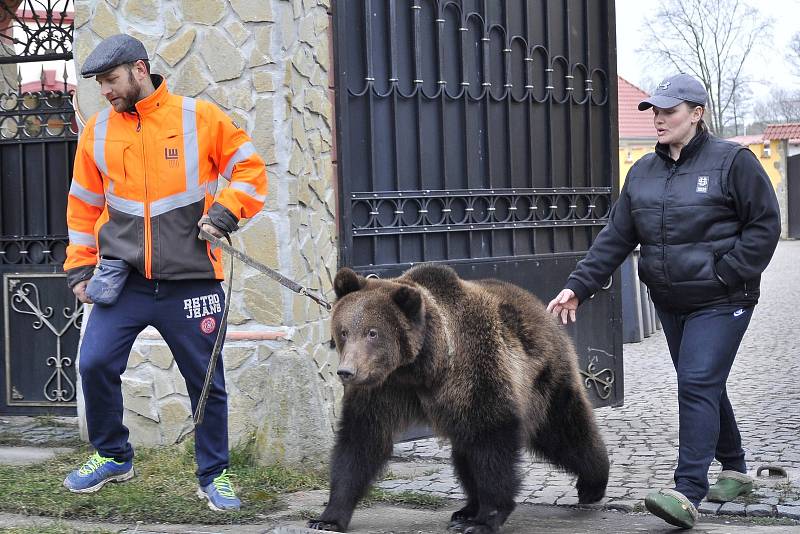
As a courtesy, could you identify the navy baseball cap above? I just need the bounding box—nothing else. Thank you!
[638,73,708,111]
[80,34,149,78]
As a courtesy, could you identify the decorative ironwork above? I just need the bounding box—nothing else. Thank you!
[334,2,623,409]
[580,348,616,400]
[7,277,82,403]
[0,68,77,142]
[0,237,68,265]
[350,188,612,236]
[344,3,608,105]
[0,0,73,64]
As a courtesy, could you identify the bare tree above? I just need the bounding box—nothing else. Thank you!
[752,87,800,124]
[788,31,800,77]
[638,0,772,134]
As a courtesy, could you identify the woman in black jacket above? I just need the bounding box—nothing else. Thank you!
[547,73,780,529]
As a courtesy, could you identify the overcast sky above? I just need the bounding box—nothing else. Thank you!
[615,0,800,110]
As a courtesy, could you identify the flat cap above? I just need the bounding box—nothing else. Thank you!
[80,34,149,78]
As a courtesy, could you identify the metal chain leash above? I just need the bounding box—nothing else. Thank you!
[192,229,331,426]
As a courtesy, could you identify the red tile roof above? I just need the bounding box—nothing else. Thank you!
[618,76,657,140]
[763,123,800,140]
[726,134,764,146]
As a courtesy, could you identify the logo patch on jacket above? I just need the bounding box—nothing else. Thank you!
[164,147,180,168]
[696,175,709,193]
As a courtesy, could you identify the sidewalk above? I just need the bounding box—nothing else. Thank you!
[381,240,800,520]
[1,494,799,534]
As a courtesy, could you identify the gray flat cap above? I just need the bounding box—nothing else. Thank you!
[80,34,149,78]
[638,73,708,111]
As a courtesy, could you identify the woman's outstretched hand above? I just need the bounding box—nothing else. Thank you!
[546,288,578,324]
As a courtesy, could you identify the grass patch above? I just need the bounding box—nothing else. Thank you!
[289,508,319,521]
[0,440,326,524]
[363,488,448,509]
[774,481,800,504]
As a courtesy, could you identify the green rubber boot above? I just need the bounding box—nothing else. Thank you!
[644,488,698,529]
[707,470,753,503]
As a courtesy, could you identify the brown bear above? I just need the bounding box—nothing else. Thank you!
[308,264,609,533]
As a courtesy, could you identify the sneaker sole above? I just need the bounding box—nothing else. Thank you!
[645,495,695,529]
[196,488,239,512]
[64,467,135,494]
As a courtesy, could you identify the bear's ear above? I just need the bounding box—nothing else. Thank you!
[392,285,423,322]
[334,267,366,299]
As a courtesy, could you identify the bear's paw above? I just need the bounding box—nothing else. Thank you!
[307,519,345,532]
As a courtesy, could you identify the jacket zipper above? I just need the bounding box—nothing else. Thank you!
[136,111,152,278]
[661,162,678,284]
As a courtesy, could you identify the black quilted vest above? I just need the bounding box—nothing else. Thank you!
[626,133,755,312]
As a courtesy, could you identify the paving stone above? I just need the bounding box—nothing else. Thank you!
[775,505,800,520]
[555,496,579,506]
[606,499,640,512]
[697,501,720,515]
[718,502,746,516]
[745,504,774,517]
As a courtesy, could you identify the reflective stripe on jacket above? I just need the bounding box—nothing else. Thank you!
[65,76,267,286]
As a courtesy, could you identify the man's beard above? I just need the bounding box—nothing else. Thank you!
[119,70,143,112]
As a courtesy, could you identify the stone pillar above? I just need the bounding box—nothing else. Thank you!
[0,0,23,92]
[73,0,339,468]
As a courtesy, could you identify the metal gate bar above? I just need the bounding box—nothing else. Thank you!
[332,0,622,407]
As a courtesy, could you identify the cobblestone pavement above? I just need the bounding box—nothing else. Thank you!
[380,240,800,522]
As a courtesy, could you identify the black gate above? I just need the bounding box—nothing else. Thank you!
[332,0,622,407]
[788,154,800,239]
[0,0,79,415]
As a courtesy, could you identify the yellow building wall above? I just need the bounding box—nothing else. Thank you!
[747,139,782,190]
[618,144,654,188]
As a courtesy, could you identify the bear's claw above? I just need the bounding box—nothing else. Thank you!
[307,519,344,532]
[449,520,497,534]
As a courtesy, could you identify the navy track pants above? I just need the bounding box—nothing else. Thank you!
[656,303,753,506]
[79,271,228,486]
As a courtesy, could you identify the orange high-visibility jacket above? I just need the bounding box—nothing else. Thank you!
[65,77,267,287]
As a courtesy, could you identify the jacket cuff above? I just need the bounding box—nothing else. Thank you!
[207,202,240,234]
[564,279,592,304]
[66,265,95,289]
[715,258,743,288]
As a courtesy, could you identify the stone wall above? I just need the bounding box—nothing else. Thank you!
[73,0,339,467]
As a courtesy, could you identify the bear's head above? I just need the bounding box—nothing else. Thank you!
[330,267,426,387]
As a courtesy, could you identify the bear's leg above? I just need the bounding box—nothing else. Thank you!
[308,387,419,532]
[448,448,480,529]
[531,382,610,504]
[449,428,521,533]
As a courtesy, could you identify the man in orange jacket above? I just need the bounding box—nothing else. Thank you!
[63,35,267,511]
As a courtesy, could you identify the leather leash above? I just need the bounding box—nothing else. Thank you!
[192,229,331,426]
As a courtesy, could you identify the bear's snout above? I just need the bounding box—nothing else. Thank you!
[337,366,355,382]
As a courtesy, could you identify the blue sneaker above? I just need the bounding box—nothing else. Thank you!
[197,469,241,511]
[63,451,134,493]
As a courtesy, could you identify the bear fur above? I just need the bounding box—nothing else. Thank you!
[308,264,609,533]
